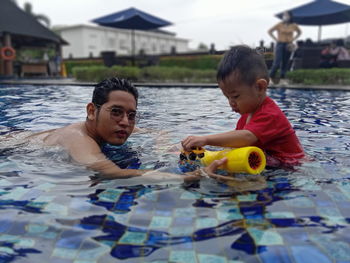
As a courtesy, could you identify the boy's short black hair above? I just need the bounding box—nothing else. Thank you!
[92,77,139,106]
[216,45,269,86]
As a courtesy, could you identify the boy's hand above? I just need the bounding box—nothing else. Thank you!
[181,135,207,151]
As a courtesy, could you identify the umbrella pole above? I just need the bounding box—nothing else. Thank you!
[131,30,135,66]
[318,25,322,42]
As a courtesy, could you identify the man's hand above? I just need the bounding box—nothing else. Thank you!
[181,135,207,151]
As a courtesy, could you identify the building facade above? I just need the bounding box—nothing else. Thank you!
[54,24,189,59]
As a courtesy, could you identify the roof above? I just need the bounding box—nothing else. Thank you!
[0,0,67,46]
[54,24,188,42]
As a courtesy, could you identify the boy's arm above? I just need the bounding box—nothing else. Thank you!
[182,129,258,150]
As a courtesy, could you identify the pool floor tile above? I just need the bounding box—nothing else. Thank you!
[169,250,197,263]
[119,231,148,245]
[291,246,332,263]
[247,228,284,246]
[52,247,79,260]
[198,253,227,263]
[149,216,172,229]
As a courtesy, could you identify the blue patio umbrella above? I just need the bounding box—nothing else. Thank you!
[92,7,172,62]
[276,0,350,40]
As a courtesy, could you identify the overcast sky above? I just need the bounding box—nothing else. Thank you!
[16,0,350,50]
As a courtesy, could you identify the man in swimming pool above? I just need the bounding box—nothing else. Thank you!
[32,77,226,182]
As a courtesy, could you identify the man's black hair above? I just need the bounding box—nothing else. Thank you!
[216,45,269,86]
[92,77,139,106]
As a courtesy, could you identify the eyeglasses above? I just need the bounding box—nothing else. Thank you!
[95,104,140,124]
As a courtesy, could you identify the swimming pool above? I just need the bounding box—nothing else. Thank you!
[0,84,350,262]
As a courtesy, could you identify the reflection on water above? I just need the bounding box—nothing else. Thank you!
[0,85,350,262]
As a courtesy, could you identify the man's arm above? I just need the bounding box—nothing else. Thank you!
[61,133,145,178]
[293,25,302,41]
[182,129,258,151]
[268,24,279,42]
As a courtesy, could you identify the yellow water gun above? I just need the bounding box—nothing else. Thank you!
[180,146,266,175]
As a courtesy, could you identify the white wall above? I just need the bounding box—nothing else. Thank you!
[56,25,189,59]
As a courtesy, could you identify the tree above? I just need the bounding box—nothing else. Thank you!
[197,42,209,51]
[24,2,51,28]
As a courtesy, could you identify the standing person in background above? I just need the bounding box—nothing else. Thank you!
[268,11,301,85]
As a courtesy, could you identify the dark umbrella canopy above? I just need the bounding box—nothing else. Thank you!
[92,7,172,64]
[276,0,350,25]
[92,7,172,30]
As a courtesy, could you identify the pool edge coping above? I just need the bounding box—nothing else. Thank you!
[1,79,350,91]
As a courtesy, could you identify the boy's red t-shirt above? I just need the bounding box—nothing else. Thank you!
[236,96,304,165]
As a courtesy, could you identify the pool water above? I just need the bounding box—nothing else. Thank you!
[0,84,350,263]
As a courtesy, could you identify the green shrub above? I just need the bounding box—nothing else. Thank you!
[73,66,116,82]
[159,55,222,70]
[287,68,350,85]
[140,66,216,83]
[65,60,104,76]
[111,66,141,81]
[72,65,141,82]
[73,65,216,83]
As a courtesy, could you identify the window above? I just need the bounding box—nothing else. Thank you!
[108,38,116,48]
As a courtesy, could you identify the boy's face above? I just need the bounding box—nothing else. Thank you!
[219,72,266,115]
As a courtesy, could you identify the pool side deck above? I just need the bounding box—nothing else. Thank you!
[1,78,350,91]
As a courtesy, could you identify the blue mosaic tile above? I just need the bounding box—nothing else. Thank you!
[70,198,92,212]
[26,223,49,233]
[217,209,243,221]
[0,246,15,254]
[173,216,195,227]
[16,238,35,248]
[291,246,332,263]
[285,196,315,208]
[36,182,55,191]
[237,194,257,202]
[265,211,295,219]
[76,245,110,260]
[174,207,197,217]
[149,216,172,229]
[180,191,202,200]
[43,202,68,216]
[247,228,284,246]
[52,247,78,260]
[142,192,159,201]
[111,213,130,224]
[56,234,83,249]
[169,226,194,236]
[195,217,218,229]
[309,234,350,261]
[119,231,147,245]
[39,231,58,239]
[1,187,29,200]
[258,245,292,263]
[74,260,97,263]
[0,179,12,187]
[0,220,14,233]
[169,250,196,263]
[198,253,227,263]
[245,218,270,228]
[325,189,349,202]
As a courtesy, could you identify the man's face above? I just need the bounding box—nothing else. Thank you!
[95,90,137,145]
[219,73,265,115]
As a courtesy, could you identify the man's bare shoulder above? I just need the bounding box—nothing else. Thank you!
[43,122,92,146]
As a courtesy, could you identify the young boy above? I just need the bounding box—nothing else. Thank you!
[182,45,304,167]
